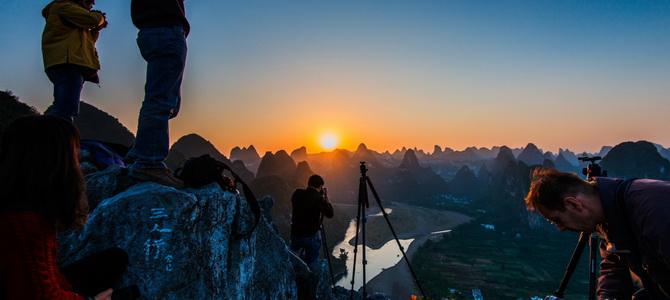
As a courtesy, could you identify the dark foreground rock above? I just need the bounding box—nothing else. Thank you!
[59,167,301,299]
[58,166,386,299]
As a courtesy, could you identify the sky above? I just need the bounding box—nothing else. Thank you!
[2,0,669,156]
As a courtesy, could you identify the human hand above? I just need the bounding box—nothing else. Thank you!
[322,188,330,202]
[92,20,108,32]
[94,288,113,300]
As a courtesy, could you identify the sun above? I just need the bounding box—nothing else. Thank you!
[319,133,340,151]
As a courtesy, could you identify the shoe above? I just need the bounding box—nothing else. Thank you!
[128,168,184,189]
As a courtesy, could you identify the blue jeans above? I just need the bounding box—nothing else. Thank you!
[127,26,187,169]
[290,231,322,265]
[45,64,86,122]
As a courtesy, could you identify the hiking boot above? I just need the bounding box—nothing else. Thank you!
[128,168,184,189]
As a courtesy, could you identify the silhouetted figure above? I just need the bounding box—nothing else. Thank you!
[42,0,108,122]
[526,168,670,299]
[0,115,130,300]
[290,174,334,265]
[124,0,189,188]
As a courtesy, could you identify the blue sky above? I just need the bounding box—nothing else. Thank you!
[1,0,669,154]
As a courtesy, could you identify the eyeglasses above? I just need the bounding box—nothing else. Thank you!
[547,210,562,226]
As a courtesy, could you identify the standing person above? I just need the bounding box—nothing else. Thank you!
[525,168,670,299]
[0,115,129,300]
[290,174,334,265]
[42,0,108,123]
[125,0,189,188]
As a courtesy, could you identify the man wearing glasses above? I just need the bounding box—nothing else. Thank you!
[525,168,670,299]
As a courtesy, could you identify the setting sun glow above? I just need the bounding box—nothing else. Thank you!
[319,133,340,151]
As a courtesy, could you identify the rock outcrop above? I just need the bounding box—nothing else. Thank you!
[75,102,136,148]
[59,166,338,299]
[230,145,262,174]
[516,143,544,166]
[601,140,670,180]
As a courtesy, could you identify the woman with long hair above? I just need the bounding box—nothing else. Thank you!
[0,115,128,300]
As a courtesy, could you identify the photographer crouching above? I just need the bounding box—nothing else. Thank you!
[526,168,670,299]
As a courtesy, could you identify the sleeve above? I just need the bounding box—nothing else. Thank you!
[57,2,105,29]
[322,201,334,219]
[597,241,635,300]
[89,30,100,42]
[636,189,670,295]
[305,193,333,219]
[9,216,83,300]
[638,198,670,276]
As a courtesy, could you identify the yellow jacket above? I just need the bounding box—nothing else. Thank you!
[41,0,105,71]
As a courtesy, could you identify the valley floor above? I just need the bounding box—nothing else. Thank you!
[352,203,473,299]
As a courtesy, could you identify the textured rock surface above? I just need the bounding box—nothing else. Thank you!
[59,167,299,299]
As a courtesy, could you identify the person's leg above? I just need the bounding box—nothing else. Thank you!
[290,234,305,253]
[303,232,322,265]
[127,26,187,170]
[45,64,84,123]
[60,247,129,297]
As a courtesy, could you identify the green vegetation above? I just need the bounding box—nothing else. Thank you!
[413,222,590,299]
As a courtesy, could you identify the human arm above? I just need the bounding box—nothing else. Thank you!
[321,188,334,218]
[597,241,635,299]
[634,182,670,297]
[88,11,108,41]
[56,2,105,30]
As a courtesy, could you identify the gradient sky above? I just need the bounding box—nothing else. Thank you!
[2,0,669,155]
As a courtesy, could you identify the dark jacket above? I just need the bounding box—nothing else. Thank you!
[290,188,333,238]
[596,177,670,299]
[130,0,190,36]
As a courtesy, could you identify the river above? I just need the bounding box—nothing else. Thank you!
[331,205,470,292]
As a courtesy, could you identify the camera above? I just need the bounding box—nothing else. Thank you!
[578,156,607,179]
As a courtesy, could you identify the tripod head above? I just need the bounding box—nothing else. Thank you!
[358,162,370,208]
[578,156,607,181]
[359,161,368,177]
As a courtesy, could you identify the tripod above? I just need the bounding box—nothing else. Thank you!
[548,156,605,300]
[349,162,426,300]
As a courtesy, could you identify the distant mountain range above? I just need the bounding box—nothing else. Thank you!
[5,92,670,233]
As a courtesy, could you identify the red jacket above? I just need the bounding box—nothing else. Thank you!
[0,210,83,299]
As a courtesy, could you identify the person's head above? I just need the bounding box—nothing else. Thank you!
[0,115,88,231]
[307,174,324,190]
[525,168,602,232]
[72,0,95,10]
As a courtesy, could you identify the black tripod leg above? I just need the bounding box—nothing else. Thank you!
[350,195,363,300]
[589,233,598,300]
[366,177,427,300]
[360,178,369,299]
[553,231,590,298]
[321,226,336,290]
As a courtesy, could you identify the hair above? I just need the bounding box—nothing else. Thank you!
[525,168,598,212]
[307,174,324,188]
[0,115,88,232]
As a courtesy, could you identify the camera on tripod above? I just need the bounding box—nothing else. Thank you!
[545,156,609,300]
[578,156,607,180]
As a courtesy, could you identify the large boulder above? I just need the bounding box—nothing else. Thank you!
[58,167,312,299]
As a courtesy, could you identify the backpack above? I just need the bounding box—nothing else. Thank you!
[80,140,126,170]
[175,154,260,238]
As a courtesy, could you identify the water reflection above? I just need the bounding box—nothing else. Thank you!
[333,217,414,290]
